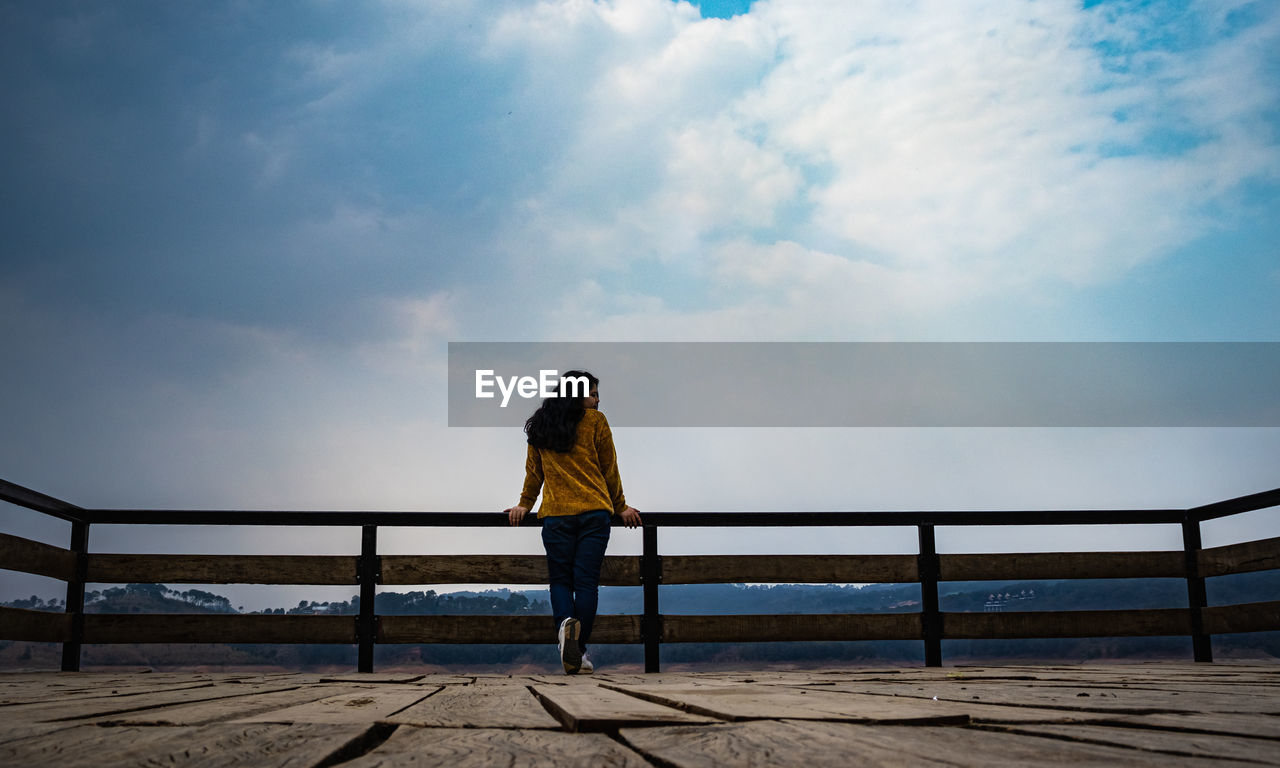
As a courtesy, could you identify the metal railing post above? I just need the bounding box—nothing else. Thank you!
[1182,516,1212,663]
[918,524,942,667]
[641,525,661,673]
[357,525,379,672]
[61,519,89,672]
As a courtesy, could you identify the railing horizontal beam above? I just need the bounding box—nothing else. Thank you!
[381,554,640,586]
[0,532,77,581]
[79,508,1192,527]
[6,602,1277,648]
[943,608,1192,639]
[0,478,84,522]
[86,554,361,585]
[939,550,1187,581]
[20,545,1274,587]
[378,614,642,644]
[644,510,1191,527]
[661,554,918,585]
[0,606,72,642]
[1190,487,1280,522]
[662,613,921,643]
[1202,600,1280,635]
[83,510,519,527]
[82,614,355,644]
[1198,536,1280,578]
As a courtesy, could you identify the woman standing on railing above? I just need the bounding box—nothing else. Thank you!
[505,370,642,675]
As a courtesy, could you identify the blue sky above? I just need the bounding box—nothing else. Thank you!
[696,1,755,18]
[2,0,1278,609]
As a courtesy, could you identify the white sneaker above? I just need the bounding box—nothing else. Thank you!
[579,654,594,674]
[558,618,582,674]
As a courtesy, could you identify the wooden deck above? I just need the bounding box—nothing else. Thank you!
[2,662,1278,766]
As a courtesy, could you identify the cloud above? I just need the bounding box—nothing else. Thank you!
[6,0,1274,342]
[479,0,1279,338]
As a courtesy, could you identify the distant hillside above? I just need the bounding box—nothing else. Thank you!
[3,573,1277,670]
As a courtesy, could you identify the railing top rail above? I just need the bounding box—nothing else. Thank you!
[85,507,1191,527]
[0,478,85,523]
[1189,487,1280,522]
[4,476,1276,528]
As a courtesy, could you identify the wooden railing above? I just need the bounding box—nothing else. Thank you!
[2,478,1278,673]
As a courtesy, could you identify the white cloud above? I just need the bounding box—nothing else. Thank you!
[747,0,1260,277]
[533,240,992,341]
[479,0,1279,337]
[658,118,801,233]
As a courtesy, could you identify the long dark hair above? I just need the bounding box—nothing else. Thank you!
[524,369,598,452]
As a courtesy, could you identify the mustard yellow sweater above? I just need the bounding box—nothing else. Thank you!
[518,409,627,518]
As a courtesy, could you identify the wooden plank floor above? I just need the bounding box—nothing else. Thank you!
[1,662,1277,766]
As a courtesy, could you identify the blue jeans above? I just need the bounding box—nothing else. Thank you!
[541,510,611,652]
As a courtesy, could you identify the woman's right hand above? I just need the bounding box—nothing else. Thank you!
[506,505,529,526]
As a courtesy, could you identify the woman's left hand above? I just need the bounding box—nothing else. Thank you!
[506,505,529,526]
[619,506,642,529]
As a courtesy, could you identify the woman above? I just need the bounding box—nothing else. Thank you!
[505,370,642,674]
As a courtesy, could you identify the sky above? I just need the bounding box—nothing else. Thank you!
[2,0,1278,611]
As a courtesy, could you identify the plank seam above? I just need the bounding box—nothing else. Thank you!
[1084,717,1280,743]
[596,683,739,722]
[966,722,1276,763]
[0,682,219,708]
[607,730,684,768]
[313,721,399,768]
[527,684,575,733]
[43,686,305,722]
[817,688,1179,716]
[380,687,444,721]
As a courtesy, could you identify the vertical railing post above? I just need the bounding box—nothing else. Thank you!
[641,525,661,673]
[918,524,942,667]
[61,519,89,672]
[1182,515,1212,662]
[357,524,378,673]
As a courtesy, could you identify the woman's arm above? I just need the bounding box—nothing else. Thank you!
[506,445,543,526]
[600,430,642,528]
[594,415,627,515]
[594,413,641,527]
